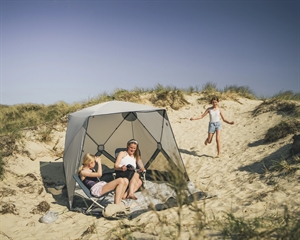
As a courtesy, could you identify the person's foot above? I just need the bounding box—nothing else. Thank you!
[204,139,208,145]
[127,194,137,200]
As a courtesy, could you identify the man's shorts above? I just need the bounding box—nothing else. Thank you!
[208,121,222,133]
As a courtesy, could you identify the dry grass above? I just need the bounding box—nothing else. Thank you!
[112,88,142,103]
[30,201,50,214]
[1,85,300,239]
[109,163,300,239]
[80,222,98,238]
[0,203,18,215]
[218,207,300,239]
[0,84,298,174]
[150,88,190,110]
[271,91,300,101]
[196,84,257,104]
[264,120,300,143]
[253,99,299,117]
[252,98,300,143]
[0,102,73,136]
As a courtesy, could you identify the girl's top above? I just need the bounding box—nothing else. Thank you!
[209,108,221,122]
[118,152,137,169]
[82,176,99,189]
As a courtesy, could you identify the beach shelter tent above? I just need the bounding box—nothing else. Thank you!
[63,100,189,209]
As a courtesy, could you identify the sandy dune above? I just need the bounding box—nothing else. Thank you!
[1,95,299,239]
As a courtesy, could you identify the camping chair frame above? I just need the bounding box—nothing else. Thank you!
[73,174,113,213]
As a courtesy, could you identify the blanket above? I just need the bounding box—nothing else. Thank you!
[74,181,213,218]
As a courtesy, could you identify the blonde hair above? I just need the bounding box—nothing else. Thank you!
[78,153,96,174]
[127,139,141,160]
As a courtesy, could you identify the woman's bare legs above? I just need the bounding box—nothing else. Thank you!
[126,173,142,200]
[215,130,221,157]
[101,178,129,204]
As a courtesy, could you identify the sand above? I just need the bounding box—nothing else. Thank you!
[1,95,299,239]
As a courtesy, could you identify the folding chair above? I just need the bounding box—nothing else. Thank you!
[73,174,113,213]
[114,148,147,187]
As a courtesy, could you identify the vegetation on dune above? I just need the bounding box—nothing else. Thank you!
[112,88,142,102]
[196,83,257,104]
[0,83,299,154]
[110,167,300,239]
[253,99,299,117]
[271,90,300,101]
[0,153,5,180]
[1,84,300,238]
[218,207,300,239]
[264,120,300,143]
[149,84,190,110]
[253,97,300,143]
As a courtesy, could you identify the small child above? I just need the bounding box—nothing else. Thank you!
[78,153,128,204]
[190,97,234,157]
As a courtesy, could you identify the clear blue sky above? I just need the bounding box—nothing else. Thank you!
[1,0,299,105]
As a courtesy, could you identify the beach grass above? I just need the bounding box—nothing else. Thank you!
[1,84,300,239]
[0,153,4,180]
[0,82,259,136]
[0,83,299,169]
[106,164,300,239]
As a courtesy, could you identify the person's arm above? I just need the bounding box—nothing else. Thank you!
[190,108,209,121]
[81,157,103,178]
[220,109,234,125]
[114,151,127,171]
[137,159,146,172]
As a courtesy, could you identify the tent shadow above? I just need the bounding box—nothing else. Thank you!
[40,161,69,208]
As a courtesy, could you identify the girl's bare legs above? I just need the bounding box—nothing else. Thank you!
[205,133,214,145]
[127,172,142,200]
[215,130,221,157]
[102,178,129,204]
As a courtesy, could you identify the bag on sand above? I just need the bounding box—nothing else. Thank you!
[39,211,59,224]
[102,204,130,219]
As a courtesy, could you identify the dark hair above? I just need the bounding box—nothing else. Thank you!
[210,97,219,104]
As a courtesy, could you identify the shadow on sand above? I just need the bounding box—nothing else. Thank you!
[179,148,212,158]
[238,143,292,174]
[40,161,69,208]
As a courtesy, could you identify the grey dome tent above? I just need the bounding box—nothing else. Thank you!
[63,100,189,209]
